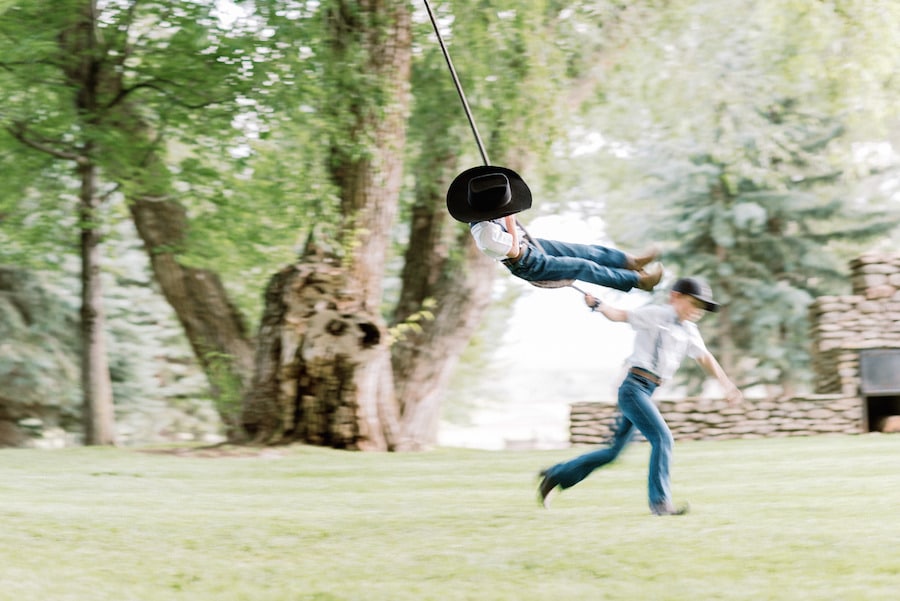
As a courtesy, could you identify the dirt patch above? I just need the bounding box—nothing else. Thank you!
[138,444,286,459]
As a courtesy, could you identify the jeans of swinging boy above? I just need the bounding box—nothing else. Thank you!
[504,238,639,291]
[544,373,675,511]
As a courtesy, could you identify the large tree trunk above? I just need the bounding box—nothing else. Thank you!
[327,0,413,311]
[127,188,256,433]
[78,159,116,445]
[241,240,400,449]
[392,235,495,448]
[240,0,413,448]
[108,100,256,432]
[389,146,497,448]
[58,0,115,444]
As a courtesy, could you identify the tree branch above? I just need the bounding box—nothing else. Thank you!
[103,79,228,111]
[6,122,85,163]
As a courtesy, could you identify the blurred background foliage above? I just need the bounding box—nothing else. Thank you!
[0,0,898,432]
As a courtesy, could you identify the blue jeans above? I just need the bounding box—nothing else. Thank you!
[504,239,639,291]
[542,373,675,511]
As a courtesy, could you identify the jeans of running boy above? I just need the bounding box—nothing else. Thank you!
[542,373,674,510]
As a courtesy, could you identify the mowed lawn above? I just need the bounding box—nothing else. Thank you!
[1,434,898,601]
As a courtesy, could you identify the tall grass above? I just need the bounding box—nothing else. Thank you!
[1,434,898,600]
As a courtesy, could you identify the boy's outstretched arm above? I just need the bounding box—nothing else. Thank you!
[584,294,629,322]
[696,352,744,404]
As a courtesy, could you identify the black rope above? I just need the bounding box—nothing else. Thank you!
[423,0,586,297]
[422,0,490,167]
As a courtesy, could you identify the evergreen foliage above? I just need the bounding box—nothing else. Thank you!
[616,101,898,391]
[565,0,900,394]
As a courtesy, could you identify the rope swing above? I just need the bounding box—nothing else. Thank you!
[423,0,583,294]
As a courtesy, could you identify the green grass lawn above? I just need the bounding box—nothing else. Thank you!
[1,434,898,601]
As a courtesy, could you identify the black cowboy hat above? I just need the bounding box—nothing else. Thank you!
[672,277,721,312]
[446,165,532,223]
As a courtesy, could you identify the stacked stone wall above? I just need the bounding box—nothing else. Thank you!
[809,253,900,394]
[569,253,900,445]
[570,395,863,446]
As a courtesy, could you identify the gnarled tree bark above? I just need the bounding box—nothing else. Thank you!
[242,240,401,449]
[239,0,415,449]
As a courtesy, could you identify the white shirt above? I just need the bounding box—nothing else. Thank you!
[469,219,524,260]
[626,304,708,381]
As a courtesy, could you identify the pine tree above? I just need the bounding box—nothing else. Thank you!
[635,99,897,393]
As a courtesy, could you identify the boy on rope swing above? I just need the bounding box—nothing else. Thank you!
[446,166,662,292]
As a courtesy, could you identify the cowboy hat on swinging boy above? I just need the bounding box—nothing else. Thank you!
[446,165,533,223]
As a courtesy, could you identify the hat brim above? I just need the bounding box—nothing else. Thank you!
[446,165,532,223]
[697,298,720,313]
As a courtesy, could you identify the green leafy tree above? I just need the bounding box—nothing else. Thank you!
[0,0,308,439]
[5,0,897,449]
[2,0,592,449]
[240,0,602,449]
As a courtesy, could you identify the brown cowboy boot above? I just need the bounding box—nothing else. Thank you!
[636,264,663,291]
[625,246,661,271]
